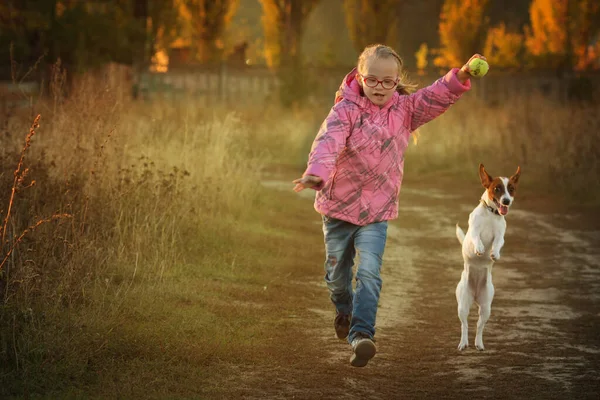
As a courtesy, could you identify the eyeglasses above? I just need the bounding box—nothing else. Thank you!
[360,75,398,90]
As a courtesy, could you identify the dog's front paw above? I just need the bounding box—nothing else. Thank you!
[457,340,469,351]
[490,252,501,261]
[474,243,485,257]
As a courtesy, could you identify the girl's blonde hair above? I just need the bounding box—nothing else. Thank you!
[357,44,417,95]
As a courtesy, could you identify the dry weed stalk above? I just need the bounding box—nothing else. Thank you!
[0,214,73,272]
[90,128,114,176]
[0,114,72,273]
[1,115,40,246]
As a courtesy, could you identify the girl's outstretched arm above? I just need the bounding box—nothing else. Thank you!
[401,55,486,132]
[293,102,353,191]
[402,69,469,132]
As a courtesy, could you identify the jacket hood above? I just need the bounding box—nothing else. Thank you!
[334,67,399,109]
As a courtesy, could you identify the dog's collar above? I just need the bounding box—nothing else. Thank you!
[480,199,500,215]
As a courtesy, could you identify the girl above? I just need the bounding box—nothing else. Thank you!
[293,44,486,367]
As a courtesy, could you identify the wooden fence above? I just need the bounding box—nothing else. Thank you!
[139,65,600,106]
[2,64,599,113]
[138,66,283,104]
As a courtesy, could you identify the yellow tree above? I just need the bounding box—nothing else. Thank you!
[148,0,185,62]
[483,23,524,69]
[259,0,320,68]
[524,0,568,68]
[260,0,282,68]
[570,0,600,70]
[434,0,489,68]
[415,43,429,75]
[525,0,600,70]
[184,0,239,63]
[343,0,404,53]
[259,0,320,106]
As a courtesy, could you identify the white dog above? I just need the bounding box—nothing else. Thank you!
[455,164,521,351]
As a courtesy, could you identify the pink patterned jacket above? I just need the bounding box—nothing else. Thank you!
[304,67,470,226]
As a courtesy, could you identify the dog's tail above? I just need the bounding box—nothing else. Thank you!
[456,223,465,245]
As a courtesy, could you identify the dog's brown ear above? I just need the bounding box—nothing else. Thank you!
[510,166,521,185]
[479,164,493,188]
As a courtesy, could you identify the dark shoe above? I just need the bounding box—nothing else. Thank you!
[350,333,376,367]
[334,313,351,339]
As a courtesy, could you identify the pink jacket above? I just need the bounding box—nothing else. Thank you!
[304,67,470,226]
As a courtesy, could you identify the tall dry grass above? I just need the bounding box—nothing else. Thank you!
[0,63,321,396]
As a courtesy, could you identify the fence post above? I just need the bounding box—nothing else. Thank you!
[219,62,227,103]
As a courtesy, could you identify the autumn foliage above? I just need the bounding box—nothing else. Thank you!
[483,23,524,70]
[185,0,239,63]
[524,0,599,70]
[259,0,320,68]
[343,0,403,53]
[524,0,569,68]
[434,0,489,68]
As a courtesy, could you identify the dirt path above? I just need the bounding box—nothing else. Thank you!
[233,175,600,399]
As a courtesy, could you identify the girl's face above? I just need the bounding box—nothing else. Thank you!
[358,57,399,107]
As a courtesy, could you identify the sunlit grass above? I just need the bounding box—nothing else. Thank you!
[0,70,320,397]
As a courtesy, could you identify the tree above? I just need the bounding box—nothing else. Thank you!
[434,0,489,69]
[343,0,404,53]
[395,0,445,70]
[147,0,184,63]
[0,0,53,78]
[525,0,600,71]
[259,0,320,106]
[415,43,429,75]
[301,0,355,67]
[0,0,144,77]
[483,23,524,70]
[568,0,600,70]
[184,0,239,64]
[259,0,281,68]
[259,0,320,68]
[524,0,568,69]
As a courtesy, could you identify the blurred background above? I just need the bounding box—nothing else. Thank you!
[2,0,600,106]
[1,1,599,398]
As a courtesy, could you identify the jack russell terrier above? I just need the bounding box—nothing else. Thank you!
[455,164,521,351]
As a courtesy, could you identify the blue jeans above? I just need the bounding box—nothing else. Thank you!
[322,215,388,343]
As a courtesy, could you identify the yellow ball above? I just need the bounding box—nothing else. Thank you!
[468,58,489,78]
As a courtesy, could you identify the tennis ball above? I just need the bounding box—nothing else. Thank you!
[468,58,489,78]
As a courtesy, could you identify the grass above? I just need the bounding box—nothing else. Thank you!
[403,90,600,205]
[0,68,322,397]
[0,66,599,398]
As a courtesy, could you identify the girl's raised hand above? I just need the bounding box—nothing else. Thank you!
[292,175,323,192]
[458,54,488,82]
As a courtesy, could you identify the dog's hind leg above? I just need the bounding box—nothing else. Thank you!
[475,276,495,351]
[456,270,472,351]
